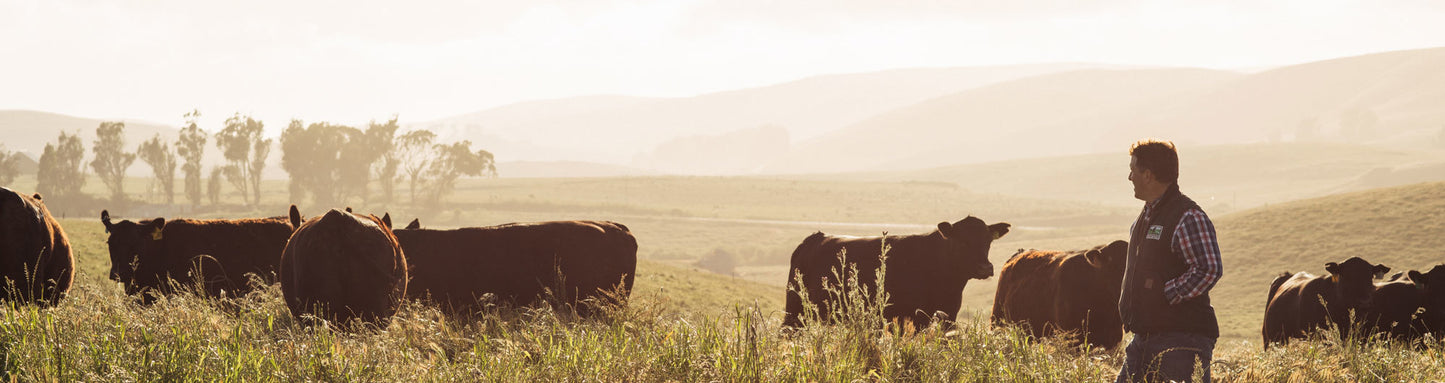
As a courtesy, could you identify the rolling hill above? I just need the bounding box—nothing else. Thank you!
[1,109,178,156]
[771,47,1445,173]
[770,67,1244,173]
[416,63,1109,168]
[818,142,1445,213]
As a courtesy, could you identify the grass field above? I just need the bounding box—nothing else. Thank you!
[4,165,1445,380]
[4,217,1444,381]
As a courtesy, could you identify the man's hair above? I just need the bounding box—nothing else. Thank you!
[1129,139,1179,185]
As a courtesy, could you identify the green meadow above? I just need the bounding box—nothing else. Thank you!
[3,162,1445,381]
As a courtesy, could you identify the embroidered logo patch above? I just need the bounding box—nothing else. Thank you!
[1146,225,1164,240]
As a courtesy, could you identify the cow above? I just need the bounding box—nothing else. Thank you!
[0,188,74,306]
[391,218,637,316]
[783,216,1010,330]
[1369,265,1445,343]
[1262,257,1390,347]
[280,206,407,327]
[1360,271,1428,342]
[991,240,1129,349]
[101,210,294,303]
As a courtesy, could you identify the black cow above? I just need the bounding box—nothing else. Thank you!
[783,216,1010,330]
[1262,257,1389,347]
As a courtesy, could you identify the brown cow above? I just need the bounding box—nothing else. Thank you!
[1360,271,1428,342]
[1262,257,1390,347]
[1368,266,1445,343]
[280,206,407,326]
[783,216,1010,330]
[392,218,637,316]
[991,240,1129,349]
[1411,265,1445,341]
[102,210,294,303]
[0,188,74,306]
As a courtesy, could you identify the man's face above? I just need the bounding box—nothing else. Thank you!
[1128,155,1152,201]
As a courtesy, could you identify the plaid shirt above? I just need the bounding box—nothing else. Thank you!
[1139,199,1224,305]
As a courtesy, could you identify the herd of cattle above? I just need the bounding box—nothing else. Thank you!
[2,186,1443,349]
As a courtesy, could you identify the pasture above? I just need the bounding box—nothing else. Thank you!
[2,166,1445,380]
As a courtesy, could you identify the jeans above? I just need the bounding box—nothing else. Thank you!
[1115,332,1216,383]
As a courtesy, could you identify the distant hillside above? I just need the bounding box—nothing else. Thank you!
[771,68,1244,173]
[0,109,178,156]
[631,125,790,175]
[0,110,289,179]
[495,160,659,178]
[771,47,1445,173]
[418,63,1108,165]
[820,142,1445,213]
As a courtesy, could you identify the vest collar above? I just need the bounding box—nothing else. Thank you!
[1145,183,1182,214]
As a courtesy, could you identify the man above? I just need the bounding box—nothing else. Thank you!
[1116,139,1223,383]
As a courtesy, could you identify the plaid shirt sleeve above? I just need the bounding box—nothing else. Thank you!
[1163,207,1224,305]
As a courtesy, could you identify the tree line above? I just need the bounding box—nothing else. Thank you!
[0,111,495,212]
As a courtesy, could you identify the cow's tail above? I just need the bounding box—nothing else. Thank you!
[1266,272,1291,307]
[784,232,827,330]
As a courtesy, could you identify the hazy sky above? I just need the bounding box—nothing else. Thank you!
[3,0,1443,135]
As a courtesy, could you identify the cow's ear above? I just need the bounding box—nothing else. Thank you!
[406,219,420,230]
[1084,249,1105,267]
[382,213,393,229]
[1374,264,1391,279]
[149,218,166,241]
[936,222,952,239]
[1325,262,1340,274]
[988,223,1011,241]
[289,205,302,228]
[1410,270,1428,289]
[101,210,112,231]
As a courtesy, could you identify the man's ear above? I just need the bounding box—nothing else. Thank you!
[1325,262,1340,275]
[1374,264,1391,279]
[989,223,1011,241]
[936,222,952,240]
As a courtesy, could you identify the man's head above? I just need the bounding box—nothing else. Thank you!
[1128,139,1178,202]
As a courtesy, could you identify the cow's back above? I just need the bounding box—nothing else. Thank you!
[993,249,1123,349]
[1263,272,1334,345]
[280,210,407,326]
[397,220,637,313]
[147,217,294,296]
[0,189,74,306]
[992,250,1068,333]
[785,232,956,328]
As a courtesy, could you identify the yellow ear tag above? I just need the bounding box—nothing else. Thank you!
[992,232,1002,240]
[152,228,164,241]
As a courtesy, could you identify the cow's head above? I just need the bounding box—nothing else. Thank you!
[1084,240,1130,277]
[1409,264,1445,333]
[1326,256,1390,309]
[101,210,166,295]
[936,216,1009,279]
